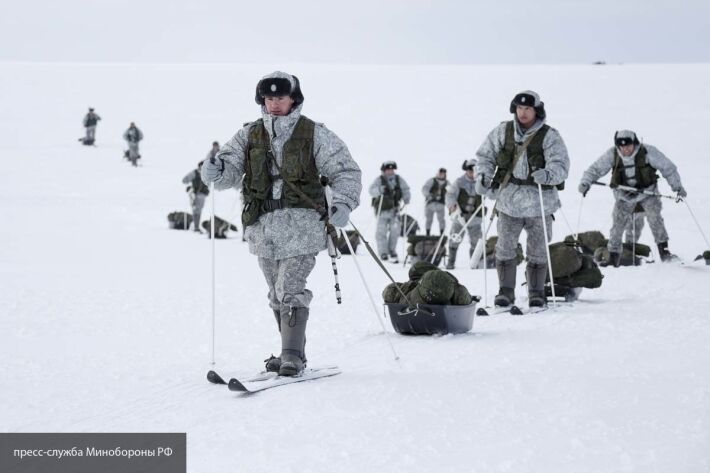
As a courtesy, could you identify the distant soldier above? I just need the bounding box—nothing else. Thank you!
[368,161,411,263]
[182,154,212,232]
[445,159,483,269]
[123,122,143,166]
[579,130,687,265]
[81,107,101,145]
[421,168,449,236]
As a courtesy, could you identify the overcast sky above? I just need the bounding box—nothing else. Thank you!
[2,0,708,64]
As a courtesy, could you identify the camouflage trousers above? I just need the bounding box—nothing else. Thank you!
[127,142,140,164]
[424,202,446,234]
[624,212,645,243]
[190,193,206,230]
[495,211,553,265]
[448,216,482,251]
[258,253,317,314]
[609,196,667,253]
[85,125,96,141]
[375,209,400,256]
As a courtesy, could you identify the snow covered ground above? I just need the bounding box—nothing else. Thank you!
[1,63,709,472]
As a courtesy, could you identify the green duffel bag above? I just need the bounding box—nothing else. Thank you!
[415,269,457,305]
[408,261,439,281]
[565,230,606,254]
[566,254,603,289]
[451,284,473,305]
[382,282,404,303]
[549,242,583,278]
[621,241,651,257]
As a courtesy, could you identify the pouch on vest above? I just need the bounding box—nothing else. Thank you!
[241,198,262,228]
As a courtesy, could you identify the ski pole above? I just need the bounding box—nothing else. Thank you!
[430,231,447,265]
[481,194,488,309]
[400,204,408,260]
[209,181,216,365]
[537,183,556,309]
[631,212,636,266]
[323,184,343,304]
[340,226,400,362]
[592,181,676,200]
[683,199,710,248]
[576,197,584,239]
[470,204,497,269]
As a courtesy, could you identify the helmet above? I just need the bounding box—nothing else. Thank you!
[255,72,304,106]
[381,161,397,171]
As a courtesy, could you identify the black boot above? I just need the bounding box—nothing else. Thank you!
[610,251,621,267]
[494,258,517,306]
[526,262,548,307]
[279,307,308,377]
[446,246,458,269]
[657,241,674,262]
[264,309,282,373]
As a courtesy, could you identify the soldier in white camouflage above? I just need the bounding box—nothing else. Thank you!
[444,159,483,269]
[200,71,362,376]
[475,91,570,308]
[123,122,143,166]
[368,161,411,263]
[578,130,686,265]
[182,147,214,232]
[421,168,449,236]
[81,107,101,144]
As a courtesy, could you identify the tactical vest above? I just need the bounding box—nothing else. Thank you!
[492,121,564,191]
[126,128,140,143]
[192,169,209,195]
[428,179,447,204]
[372,175,402,211]
[242,116,324,227]
[86,114,97,127]
[457,188,482,216]
[610,146,658,189]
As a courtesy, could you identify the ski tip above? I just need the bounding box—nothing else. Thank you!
[207,370,226,385]
[510,306,524,316]
[228,378,248,392]
[476,308,489,316]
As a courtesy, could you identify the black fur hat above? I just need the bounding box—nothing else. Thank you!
[381,161,397,171]
[255,73,304,106]
[509,90,546,119]
[614,130,640,147]
[461,158,477,171]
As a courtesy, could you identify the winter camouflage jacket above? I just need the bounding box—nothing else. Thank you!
[83,112,101,127]
[123,127,143,143]
[445,174,483,221]
[421,177,449,205]
[368,174,411,205]
[476,118,570,218]
[580,144,683,203]
[206,102,361,260]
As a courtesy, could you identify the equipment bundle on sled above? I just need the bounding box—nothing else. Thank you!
[382,261,479,335]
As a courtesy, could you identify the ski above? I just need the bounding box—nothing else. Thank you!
[207,370,276,386]
[476,305,523,316]
[228,367,341,394]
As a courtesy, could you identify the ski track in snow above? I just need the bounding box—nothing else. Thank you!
[1,63,710,473]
